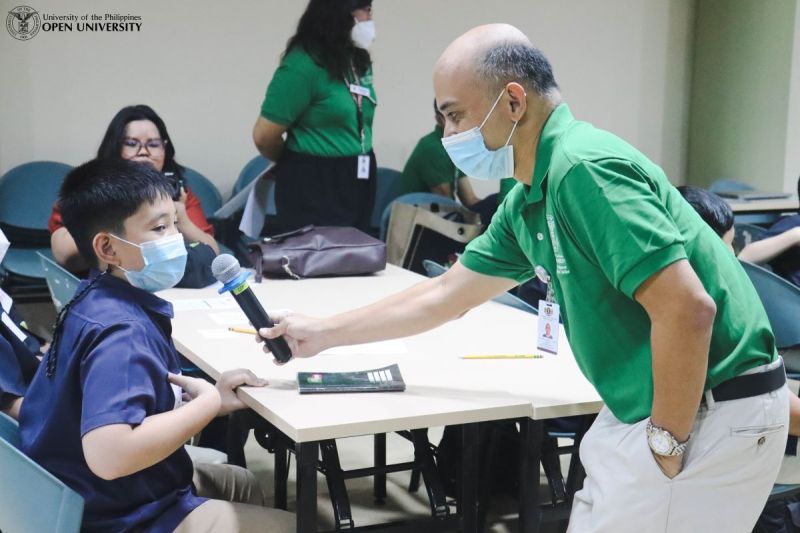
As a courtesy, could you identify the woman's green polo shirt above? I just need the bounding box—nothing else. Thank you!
[260,48,376,157]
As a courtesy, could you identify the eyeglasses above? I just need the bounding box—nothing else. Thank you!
[122,138,168,153]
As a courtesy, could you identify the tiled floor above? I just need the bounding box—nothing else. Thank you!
[243,429,569,532]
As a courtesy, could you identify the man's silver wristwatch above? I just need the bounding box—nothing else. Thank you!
[646,421,689,456]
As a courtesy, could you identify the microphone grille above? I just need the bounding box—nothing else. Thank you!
[211,254,241,284]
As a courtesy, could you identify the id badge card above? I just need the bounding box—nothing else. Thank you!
[536,300,560,355]
[349,83,371,98]
[357,154,370,179]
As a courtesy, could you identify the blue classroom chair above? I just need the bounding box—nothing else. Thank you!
[379,192,460,241]
[0,412,84,533]
[740,261,800,351]
[0,161,72,293]
[182,166,222,219]
[37,251,80,312]
[370,167,404,234]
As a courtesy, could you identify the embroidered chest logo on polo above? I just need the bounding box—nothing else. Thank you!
[546,214,570,275]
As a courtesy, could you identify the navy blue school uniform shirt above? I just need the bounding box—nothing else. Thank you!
[0,301,40,403]
[762,214,800,287]
[20,271,205,533]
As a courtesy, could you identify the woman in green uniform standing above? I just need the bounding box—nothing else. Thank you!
[253,0,377,233]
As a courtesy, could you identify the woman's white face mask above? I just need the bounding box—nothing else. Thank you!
[351,19,375,49]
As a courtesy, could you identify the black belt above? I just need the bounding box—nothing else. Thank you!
[707,361,786,402]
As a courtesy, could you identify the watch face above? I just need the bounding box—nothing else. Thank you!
[650,431,672,454]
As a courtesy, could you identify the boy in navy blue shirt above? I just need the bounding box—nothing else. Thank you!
[738,178,800,286]
[20,160,293,532]
[0,228,43,420]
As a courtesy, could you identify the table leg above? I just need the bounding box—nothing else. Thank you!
[461,423,479,533]
[274,443,288,510]
[296,441,319,533]
[374,433,387,504]
[519,418,543,533]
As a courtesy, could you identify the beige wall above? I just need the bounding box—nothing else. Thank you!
[785,1,800,193]
[0,0,694,199]
[687,0,798,191]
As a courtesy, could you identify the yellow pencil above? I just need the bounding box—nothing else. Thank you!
[460,354,542,360]
[228,326,258,335]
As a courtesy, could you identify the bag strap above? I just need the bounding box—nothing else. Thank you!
[263,225,315,244]
[248,247,265,283]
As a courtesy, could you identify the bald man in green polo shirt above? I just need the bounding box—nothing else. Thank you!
[258,24,788,532]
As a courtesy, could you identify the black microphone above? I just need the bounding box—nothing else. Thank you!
[211,254,293,363]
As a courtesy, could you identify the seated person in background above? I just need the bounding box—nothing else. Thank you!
[738,178,800,287]
[401,100,516,223]
[0,229,42,420]
[679,185,800,532]
[50,104,219,277]
[21,159,294,532]
[677,185,735,248]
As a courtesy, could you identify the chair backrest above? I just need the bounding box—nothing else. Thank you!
[740,260,800,349]
[0,161,72,243]
[182,167,222,219]
[421,260,537,315]
[231,156,276,216]
[709,179,754,193]
[233,155,270,196]
[379,192,461,241]
[370,167,404,231]
[0,415,84,533]
[734,223,769,251]
[37,251,80,312]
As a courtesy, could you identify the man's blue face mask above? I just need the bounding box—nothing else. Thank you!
[441,88,518,181]
[111,232,187,292]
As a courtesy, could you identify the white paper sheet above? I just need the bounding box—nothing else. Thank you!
[319,339,408,356]
[208,311,249,326]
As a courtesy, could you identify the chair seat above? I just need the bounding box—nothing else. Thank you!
[184,444,227,465]
[1,247,50,280]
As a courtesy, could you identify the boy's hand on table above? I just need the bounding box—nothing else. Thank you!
[215,369,268,416]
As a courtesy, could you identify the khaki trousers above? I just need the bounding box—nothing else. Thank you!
[568,360,788,533]
[173,463,295,533]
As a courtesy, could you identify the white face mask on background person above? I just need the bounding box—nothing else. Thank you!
[351,19,375,49]
[441,88,519,181]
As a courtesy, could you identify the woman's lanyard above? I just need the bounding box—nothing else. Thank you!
[344,65,374,178]
[344,66,370,154]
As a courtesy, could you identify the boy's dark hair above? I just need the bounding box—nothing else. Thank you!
[284,0,372,80]
[97,104,184,180]
[678,185,734,237]
[59,158,174,267]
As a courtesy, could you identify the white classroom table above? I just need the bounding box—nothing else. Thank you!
[725,196,798,215]
[161,265,603,532]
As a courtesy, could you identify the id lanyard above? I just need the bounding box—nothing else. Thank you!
[344,65,370,155]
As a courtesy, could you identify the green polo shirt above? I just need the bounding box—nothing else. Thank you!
[401,126,459,195]
[461,104,777,424]
[260,47,376,157]
[498,177,518,204]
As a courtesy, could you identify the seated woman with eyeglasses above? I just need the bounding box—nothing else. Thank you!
[49,105,219,274]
